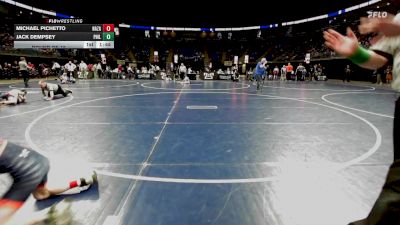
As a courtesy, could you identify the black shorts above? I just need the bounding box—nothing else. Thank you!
[0,142,49,208]
[47,85,67,97]
[20,70,28,78]
[54,85,65,96]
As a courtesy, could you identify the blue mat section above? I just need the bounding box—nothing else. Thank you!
[0,80,397,225]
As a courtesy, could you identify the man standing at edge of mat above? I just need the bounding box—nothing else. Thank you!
[324,12,400,225]
[0,138,97,225]
[18,57,29,88]
[39,80,72,101]
[344,65,352,82]
[254,58,267,90]
[281,64,287,81]
[65,61,76,83]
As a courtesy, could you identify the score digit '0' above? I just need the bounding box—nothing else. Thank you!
[102,24,114,32]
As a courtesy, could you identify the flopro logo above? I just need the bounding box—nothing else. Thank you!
[367,11,388,18]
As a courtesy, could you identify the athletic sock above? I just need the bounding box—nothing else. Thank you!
[69,180,81,189]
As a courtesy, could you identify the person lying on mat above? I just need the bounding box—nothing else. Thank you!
[0,139,97,225]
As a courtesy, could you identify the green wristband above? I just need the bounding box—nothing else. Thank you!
[348,46,371,64]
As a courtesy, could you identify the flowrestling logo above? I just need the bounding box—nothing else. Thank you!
[367,11,388,18]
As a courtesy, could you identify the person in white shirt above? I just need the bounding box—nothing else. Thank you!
[18,57,29,88]
[324,12,400,225]
[295,63,306,81]
[60,73,68,84]
[52,61,61,76]
[179,63,187,80]
[104,65,111,79]
[95,62,102,79]
[281,65,287,81]
[127,66,134,80]
[78,60,88,79]
[64,61,76,82]
[232,64,239,82]
[59,65,70,84]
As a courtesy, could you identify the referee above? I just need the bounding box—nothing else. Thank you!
[64,61,76,82]
[18,57,29,88]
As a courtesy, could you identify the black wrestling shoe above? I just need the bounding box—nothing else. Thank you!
[79,170,97,187]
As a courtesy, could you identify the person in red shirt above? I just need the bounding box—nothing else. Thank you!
[286,63,294,80]
[117,64,124,79]
[27,62,34,70]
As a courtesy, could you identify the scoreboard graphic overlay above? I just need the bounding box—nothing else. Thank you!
[14,24,115,49]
